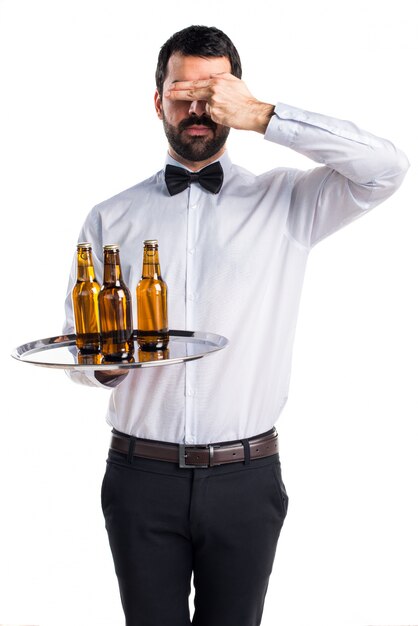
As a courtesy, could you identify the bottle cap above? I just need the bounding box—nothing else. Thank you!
[103,244,120,251]
[144,239,158,247]
[77,242,92,250]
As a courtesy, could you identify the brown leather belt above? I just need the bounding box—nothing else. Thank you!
[110,428,278,468]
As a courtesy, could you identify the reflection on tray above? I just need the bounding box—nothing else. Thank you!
[76,347,170,365]
[136,348,170,363]
[77,352,103,365]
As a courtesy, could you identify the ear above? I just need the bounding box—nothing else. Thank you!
[154,89,163,120]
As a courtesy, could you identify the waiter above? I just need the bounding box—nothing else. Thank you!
[64,24,409,626]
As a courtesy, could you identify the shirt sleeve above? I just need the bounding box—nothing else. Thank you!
[62,207,109,389]
[264,102,410,248]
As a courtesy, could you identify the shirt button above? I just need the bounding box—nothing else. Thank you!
[186,389,194,397]
[188,247,196,255]
[190,203,198,210]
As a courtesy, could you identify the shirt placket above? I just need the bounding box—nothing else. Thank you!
[184,183,202,444]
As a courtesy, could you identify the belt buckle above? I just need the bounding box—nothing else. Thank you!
[179,443,213,468]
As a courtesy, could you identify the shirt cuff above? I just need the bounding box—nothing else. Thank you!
[65,368,112,389]
[264,103,299,147]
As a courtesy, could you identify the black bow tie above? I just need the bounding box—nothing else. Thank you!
[165,162,224,196]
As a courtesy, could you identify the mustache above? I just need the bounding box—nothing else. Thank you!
[178,115,218,132]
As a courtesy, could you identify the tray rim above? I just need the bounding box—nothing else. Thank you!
[11,329,229,370]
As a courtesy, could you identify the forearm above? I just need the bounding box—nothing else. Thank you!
[267,102,410,248]
[265,102,410,188]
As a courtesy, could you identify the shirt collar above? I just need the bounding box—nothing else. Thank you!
[163,151,232,176]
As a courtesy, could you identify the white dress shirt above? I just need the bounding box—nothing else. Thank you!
[63,102,409,444]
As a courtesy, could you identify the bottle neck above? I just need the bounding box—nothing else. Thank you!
[76,249,97,282]
[103,250,123,285]
[142,247,162,279]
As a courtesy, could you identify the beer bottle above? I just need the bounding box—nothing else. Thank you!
[136,239,169,351]
[72,243,101,354]
[98,245,133,361]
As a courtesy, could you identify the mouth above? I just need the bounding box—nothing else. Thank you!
[183,125,213,137]
[179,115,217,137]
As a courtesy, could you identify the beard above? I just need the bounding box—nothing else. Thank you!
[162,112,230,162]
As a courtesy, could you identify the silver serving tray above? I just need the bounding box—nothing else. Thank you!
[11,330,229,370]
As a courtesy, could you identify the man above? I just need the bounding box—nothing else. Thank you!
[64,25,409,626]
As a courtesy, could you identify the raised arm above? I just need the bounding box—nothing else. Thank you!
[167,74,409,247]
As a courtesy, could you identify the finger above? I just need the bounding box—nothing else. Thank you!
[165,86,212,101]
[168,78,212,92]
[167,74,236,94]
[209,72,238,80]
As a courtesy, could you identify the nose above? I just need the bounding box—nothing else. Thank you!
[188,99,207,117]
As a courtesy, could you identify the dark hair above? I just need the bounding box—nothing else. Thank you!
[155,25,242,96]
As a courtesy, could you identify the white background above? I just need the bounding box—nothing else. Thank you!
[1,0,417,624]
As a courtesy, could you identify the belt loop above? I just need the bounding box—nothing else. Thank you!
[241,438,250,465]
[127,437,136,464]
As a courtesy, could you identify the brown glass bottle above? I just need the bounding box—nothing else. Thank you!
[98,245,133,361]
[72,243,101,354]
[136,240,169,351]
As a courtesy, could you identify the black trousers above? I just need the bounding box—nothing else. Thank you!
[101,436,288,626]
